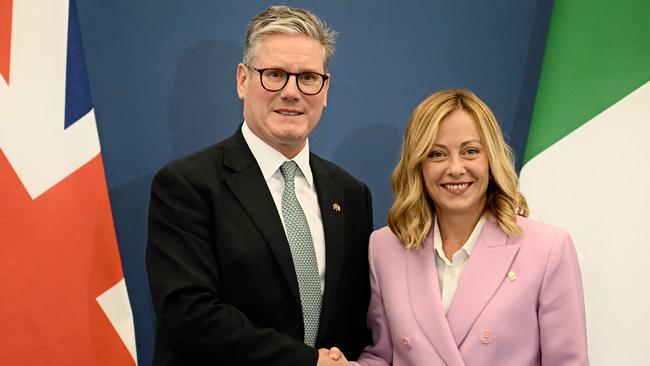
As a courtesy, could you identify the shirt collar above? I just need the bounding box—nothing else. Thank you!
[241,121,314,186]
[433,215,487,260]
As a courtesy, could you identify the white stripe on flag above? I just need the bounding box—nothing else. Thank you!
[521,81,650,364]
[97,278,138,364]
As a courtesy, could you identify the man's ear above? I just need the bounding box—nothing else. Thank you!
[321,73,330,107]
[236,63,248,100]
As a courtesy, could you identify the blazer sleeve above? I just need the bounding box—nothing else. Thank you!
[538,231,589,365]
[146,166,317,365]
[351,231,393,366]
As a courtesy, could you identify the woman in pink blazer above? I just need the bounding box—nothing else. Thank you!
[344,89,588,366]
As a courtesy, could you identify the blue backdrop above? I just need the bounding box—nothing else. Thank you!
[76,1,553,364]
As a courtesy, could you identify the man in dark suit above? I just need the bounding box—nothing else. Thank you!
[146,6,372,365]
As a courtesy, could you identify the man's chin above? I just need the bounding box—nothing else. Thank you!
[272,129,312,145]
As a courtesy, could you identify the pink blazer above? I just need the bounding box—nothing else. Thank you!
[351,216,588,366]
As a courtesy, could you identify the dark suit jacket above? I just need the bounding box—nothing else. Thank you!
[146,129,373,365]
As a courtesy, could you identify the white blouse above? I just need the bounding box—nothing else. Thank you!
[433,216,486,312]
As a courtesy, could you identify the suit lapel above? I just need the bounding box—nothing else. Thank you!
[445,219,519,347]
[310,155,346,342]
[407,231,466,366]
[222,131,300,305]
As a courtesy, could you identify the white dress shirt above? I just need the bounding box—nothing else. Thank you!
[241,122,326,293]
[433,215,486,312]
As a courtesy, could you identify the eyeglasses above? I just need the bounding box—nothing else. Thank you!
[246,65,329,95]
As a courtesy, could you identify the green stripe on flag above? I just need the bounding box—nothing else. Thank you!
[524,0,650,163]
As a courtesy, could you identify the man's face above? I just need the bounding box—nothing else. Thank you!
[237,33,329,158]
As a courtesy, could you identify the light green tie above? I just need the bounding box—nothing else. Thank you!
[280,161,321,347]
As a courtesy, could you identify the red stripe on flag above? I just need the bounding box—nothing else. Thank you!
[0,150,134,365]
[0,0,11,84]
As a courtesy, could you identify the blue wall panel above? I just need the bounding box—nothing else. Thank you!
[76,1,553,363]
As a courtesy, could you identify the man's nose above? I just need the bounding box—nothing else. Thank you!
[280,75,301,100]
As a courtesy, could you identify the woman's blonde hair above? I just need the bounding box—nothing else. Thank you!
[388,89,529,249]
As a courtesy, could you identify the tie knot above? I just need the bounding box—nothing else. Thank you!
[280,161,298,182]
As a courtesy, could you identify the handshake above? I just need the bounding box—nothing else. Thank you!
[317,347,350,366]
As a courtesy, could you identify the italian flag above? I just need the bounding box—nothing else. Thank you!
[519,0,650,364]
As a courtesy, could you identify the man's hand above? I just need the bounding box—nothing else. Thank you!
[317,348,349,365]
[328,347,347,362]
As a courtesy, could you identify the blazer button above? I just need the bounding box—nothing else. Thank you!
[400,336,413,350]
[480,330,493,344]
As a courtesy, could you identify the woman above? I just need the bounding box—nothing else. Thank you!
[349,89,588,365]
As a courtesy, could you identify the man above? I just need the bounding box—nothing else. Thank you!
[146,6,372,365]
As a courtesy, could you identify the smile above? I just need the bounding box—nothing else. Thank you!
[275,110,303,116]
[442,182,471,194]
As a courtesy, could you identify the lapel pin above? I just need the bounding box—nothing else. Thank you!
[332,203,341,212]
[507,271,518,281]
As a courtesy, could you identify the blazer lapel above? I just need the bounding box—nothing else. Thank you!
[445,219,519,347]
[222,131,300,305]
[310,155,346,342]
[407,231,466,366]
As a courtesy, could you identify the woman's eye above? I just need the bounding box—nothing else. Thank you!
[428,151,444,159]
[465,147,480,155]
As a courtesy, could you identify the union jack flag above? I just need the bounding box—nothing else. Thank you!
[0,0,137,363]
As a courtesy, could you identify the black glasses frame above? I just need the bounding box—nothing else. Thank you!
[246,65,329,95]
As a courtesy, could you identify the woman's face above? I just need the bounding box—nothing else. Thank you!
[422,109,490,219]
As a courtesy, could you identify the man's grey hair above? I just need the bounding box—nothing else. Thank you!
[243,6,337,69]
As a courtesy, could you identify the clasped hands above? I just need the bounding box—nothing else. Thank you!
[317,346,348,366]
